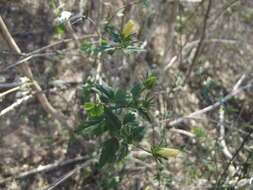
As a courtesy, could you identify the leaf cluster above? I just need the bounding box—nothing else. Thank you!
[80,24,144,55]
[77,75,157,167]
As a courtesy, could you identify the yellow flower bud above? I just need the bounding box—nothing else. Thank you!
[156,147,181,159]
[122,20,136,38]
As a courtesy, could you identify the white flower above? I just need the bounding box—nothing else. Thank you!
[58,11,72,23]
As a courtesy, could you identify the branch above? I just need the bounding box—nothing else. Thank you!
[218,74,247,160]
[184,0,212,82]
[0,86,22,99]
[0,53,56,73]
[215,130,253,187]
[42,160,93,190]
[219,104,233,159]
[0,16,70,128]
[183,38,249,55]
[0,156,88,184]
[228,177,253,189]
[170,128,195,137]
[159,81,253,126]
[0,34,96,73]
[0,82,25,88]
[0,94,33,117]
[29,34,96,55]
[209,0,241,27]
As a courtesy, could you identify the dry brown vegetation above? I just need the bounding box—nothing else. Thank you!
[1,0,253,189]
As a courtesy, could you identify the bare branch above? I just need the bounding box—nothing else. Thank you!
[184,0,212,82]
[0,86,22,99]
[0,16,70,128]
[42,160,93,190]
[219,104,233,159]
[0,53,55,73]
[0,156,88,184]
[0,94,33,117]
[159,81,253,126]
[209,0,241,27]
[29,34,96,55]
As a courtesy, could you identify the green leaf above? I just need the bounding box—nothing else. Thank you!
[114,89,131,107]
[132,126,146,142]
[100,39,108,46]
[77,122,106,136]
[84,103,96,111]
[143,75,157,89]
[131,82,142,97]
[93,84,114,102]
[224,105,239,114]
[138,108,152,123]
[48,0,57,7]
[192,127,208,140]
[116,143,128,162]
[138,109,152,123]
[104,107,122,133]
[201,87,210,101]
[122,33,136,42]
[121,125,146,144]
[123,46,145,54]
[95,45,116,55]
[80,41,92,51]
[80,41,95,55]
[86,104,104,118]
[77,116,105,135]
[81,78,97,102]
[208,81,220,89]
[104,25,122,43]
[141,96,154,110]
[123,113,136,124]
[55,24,65,39]
[99,138,119,167]
[78,117,103,128]
[102,176,121,189]
[201,80,221,101]
[92,123,107,136]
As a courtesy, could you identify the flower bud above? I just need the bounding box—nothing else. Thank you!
[154,147,181,159]
[122,20,136,38]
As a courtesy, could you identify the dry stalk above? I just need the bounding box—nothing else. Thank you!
[0,156,88,184]
[0,16,70,128]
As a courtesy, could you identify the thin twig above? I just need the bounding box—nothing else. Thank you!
[219,103,233,159]
[0,82,25,88]
[42,160,93,190]
[215,130,253,188]
[159,81,253,126]
[228,177,253,189]
[167,115,247,138]
[0,16,70,128]
[218,73,247,160]
[208,0,241,27]
[28,34,96,55]
[183,38,248,56]
[0,50,25,56]
[170,128,195,137]
[233,74,247,91]
[0,53,55,73]
[0,86,22,99]
[184,0,212,82]
[0,156,88,184]
[0,94,33,117]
